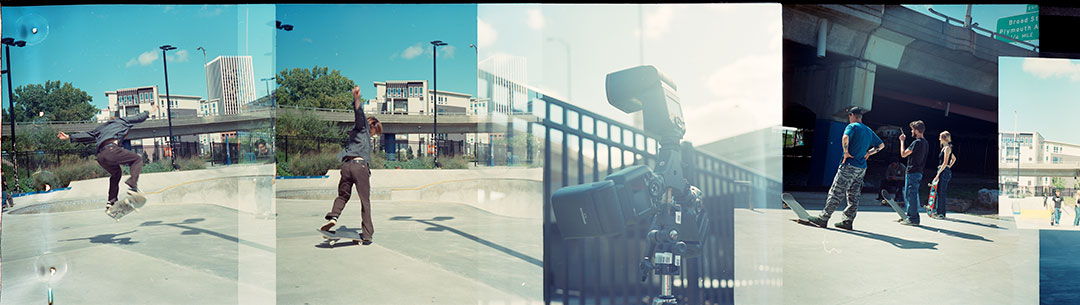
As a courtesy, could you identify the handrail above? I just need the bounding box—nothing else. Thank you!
[926,7,1039,52]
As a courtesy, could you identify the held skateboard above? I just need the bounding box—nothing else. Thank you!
[780,193,813,225]
[881,190,909,223]
[106,193,147,221]
[317,227,365,247]
[927,181,939,218]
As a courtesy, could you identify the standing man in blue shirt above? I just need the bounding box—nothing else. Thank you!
[899,120,929,226]
[807,106,885,230]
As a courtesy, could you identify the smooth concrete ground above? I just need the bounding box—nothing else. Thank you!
[1,204,275,304]
[276,198,543,305]
[734,192,1041,305]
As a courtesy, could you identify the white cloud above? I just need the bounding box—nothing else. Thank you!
[163,5,175,13]
[478,18,497,48]
[527,9,546,30]
[441,45,456,59]
[644,6,676,39]
[1022,57,1080,82]
[126,50,160,67]
[401,44,424,60]
[167,49,190,63]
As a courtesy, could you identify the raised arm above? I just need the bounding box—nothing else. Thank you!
[59,130,97,144]
[351,86,367,132]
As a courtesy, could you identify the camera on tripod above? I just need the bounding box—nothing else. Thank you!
[551,64,710,261]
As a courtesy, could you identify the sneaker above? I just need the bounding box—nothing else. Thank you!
[319,218,337,232]
[361,240,373,245]
[834,220,853,230]
[900,220,920,226]
[105,201,117,212]
[804,216,828,228]
[126,186,142,196]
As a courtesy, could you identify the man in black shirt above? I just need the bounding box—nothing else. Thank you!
[320,86,383,245]
[1051,189,1063,226]
[899,120,928,226]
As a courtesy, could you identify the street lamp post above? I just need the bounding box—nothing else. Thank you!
[160,45,178,169]
[3,37,26,188]
[275,21,294,164]
[430,40,447,167]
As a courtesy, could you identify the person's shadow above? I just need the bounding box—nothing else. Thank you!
[916,224,993,242]
[826,227,938,250]
[60,230,139,245]
[942,217,1005,230]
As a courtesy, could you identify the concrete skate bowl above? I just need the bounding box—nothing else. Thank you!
[7,198,108,215]
[277,178,542,218]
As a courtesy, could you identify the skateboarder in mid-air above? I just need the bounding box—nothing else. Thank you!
[57,102,159,212]
[806,106,885,230]
[320,86,382,245]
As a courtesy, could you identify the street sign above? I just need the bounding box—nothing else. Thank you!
[996,12,1039,42]
[1027,4,1038,13]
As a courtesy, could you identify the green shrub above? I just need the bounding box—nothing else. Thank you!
[289,149,340,176]
[441,155,470,169]
[51,159,108,187]
[175,157,207,171]
[30,170,60,191]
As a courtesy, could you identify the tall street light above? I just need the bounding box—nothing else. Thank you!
[260,77,274,105]
[275,21,294,164]
[160,45,178,170]
[3,37,26,187]
[430,40,447,167]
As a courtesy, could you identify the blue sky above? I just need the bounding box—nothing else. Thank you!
[478,4,781,145]
[903,4,1038,48]
[275,4,477,97]
[1,5,275,112]
[999,57,1080,144]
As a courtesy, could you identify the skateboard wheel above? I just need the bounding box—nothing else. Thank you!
[329,240,336,246]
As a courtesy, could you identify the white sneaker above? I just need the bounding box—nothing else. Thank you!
[319,218,337,232]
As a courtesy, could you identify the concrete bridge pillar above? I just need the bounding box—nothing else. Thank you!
[790,59,878,186]
[383,133,396,160]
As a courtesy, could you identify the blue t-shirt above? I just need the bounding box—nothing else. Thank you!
[842,122,883,168]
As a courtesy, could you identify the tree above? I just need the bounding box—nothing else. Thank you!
[274,66,358,110]
[12,80,97,122]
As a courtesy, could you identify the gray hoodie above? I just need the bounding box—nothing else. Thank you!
[336,103,372,163]
[69,111,150,150]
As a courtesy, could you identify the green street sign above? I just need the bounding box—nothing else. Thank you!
[996,12,1039,42]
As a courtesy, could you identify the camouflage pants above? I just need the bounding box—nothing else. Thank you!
[819,164,867,223]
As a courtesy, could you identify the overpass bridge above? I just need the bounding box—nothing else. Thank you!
[999,163,1080,178]
[2,106,540,140]
[783,5,1037,187]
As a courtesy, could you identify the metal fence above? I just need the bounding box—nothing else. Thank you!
[541,95,781,304]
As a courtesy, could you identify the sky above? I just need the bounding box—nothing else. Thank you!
[903,4,1038,48]
[478,4,782,146]
[275,4,478,97]
[999,57,1080,144]
[0,5,275,112]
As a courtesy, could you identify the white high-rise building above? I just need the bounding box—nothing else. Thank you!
[478,54,528,114]
[206,55,257,115]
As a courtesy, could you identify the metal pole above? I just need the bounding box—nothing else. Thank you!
[162,48,177,170]
[433,45,438,165]
[5,44,17,187]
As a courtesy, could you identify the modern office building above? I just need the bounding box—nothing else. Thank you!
[206,55,257,115]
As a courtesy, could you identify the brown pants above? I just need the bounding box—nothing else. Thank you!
[97,144,143,203]
[326,160,373,240]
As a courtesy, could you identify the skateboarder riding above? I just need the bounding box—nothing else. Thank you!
[320,86,382,245]
[57,102,159,212]
[806,106,884,230]
[899,120,928,226]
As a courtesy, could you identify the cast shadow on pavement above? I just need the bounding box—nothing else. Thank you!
[825,227,939,250]
[915,224,993,242]
[390,215,543,268]
[59,230,139,245]
[942,217,1004,230]
[140,218,275,252]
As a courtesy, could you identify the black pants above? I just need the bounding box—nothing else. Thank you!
[97,144,143,203]
[326,160,373,240]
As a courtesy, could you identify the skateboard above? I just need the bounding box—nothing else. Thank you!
[927,181,939,218]
[317,227,365,247]
[881,190,909,223]
[106,193,147,221]
[780,193,813,225]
